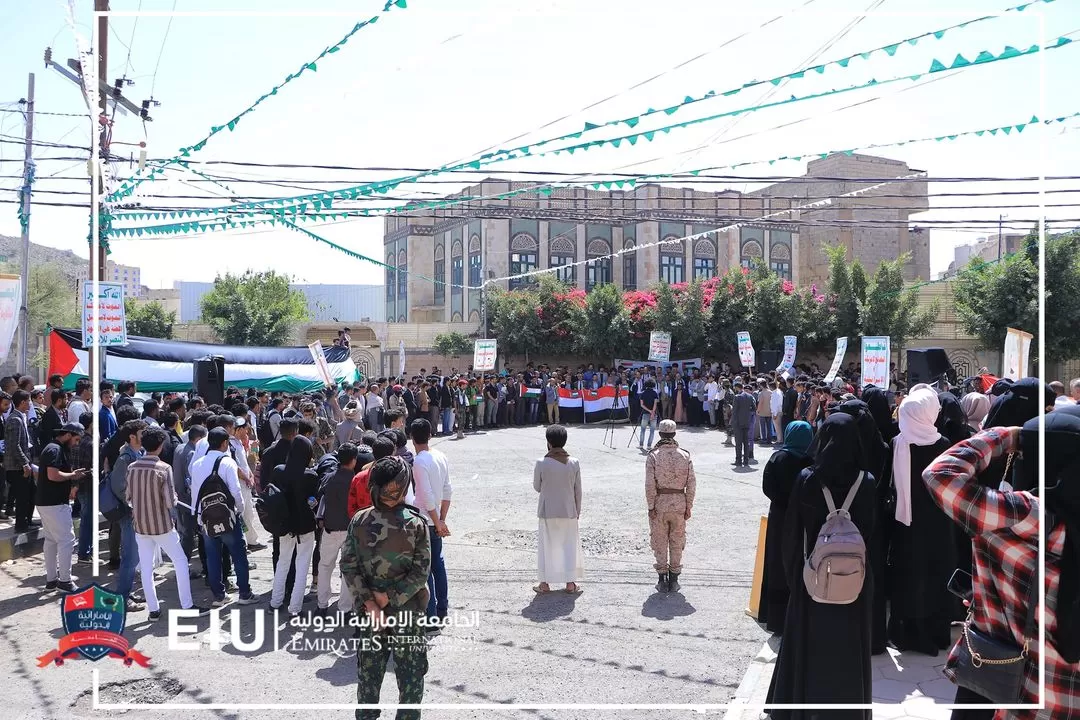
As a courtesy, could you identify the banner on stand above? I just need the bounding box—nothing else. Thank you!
[473,338,497,372]
[0,274,21,362]
[737,332,755,367]
[308,341,335,387]
[648,331,672,362]
[860,336,890,389]
[81,281,127,348]
[823,337,848,383]
[1002,327,1033,381]
[398,340,406,378]
[775,336,797,373]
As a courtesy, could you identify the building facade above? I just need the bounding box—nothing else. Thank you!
[384,153,930,323]
[106,260,143,299]
[943,232,1026,277]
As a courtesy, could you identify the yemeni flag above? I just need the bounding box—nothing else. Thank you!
[557,386,630,423]
[47,328,359,393]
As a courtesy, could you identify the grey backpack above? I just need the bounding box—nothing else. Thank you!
[802,472,866,604]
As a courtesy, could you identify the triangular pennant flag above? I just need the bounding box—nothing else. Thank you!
[395,0,407,8]
[663,106,679,116]
[933,30,945,39]
[584,121,600,131]
[810,66,824,74]
[1015,123,1026,133]
[770,77,782,86]
[1002,126,1012,135]
[789,71,806,79]
[989,128,998,135]
[973,50,996,64]
[883,43,899,56]
[837,57,850,67]
[227,119,238,131]
[929,59,947,72]
[723,88,740,96]
[627,135,638,145]
[1054,36,1073,47]
[975,130,985,136]
[860,51,872,60]
[611,138,622,148]
[643,131,655,141]
[625,116,640,127]
[907,38,919,46]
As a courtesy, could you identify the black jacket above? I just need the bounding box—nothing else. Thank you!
[259,438,291,491]
[37,407,64,451]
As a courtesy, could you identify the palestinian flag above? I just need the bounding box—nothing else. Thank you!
[520,384,542,399]
[47,328,359,393]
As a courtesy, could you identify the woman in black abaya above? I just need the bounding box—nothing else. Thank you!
[766,413,875,719]
[936,391,973,446]
[887,385,954,655]
[758,421,814,634]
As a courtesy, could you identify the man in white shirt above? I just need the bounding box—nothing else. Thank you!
[409,418,452,631]
[220,415,263,550]
[770,380,785,442]
[705,376,720,427]
[67,379,93,424]
[189,428,257,606]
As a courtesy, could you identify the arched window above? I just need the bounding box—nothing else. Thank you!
[693,237,716,280]
[659,236,684,284]
[433,244,445,305]
[740,239,763,270]
[549,236,576,285]
[770,242,791,279]
[385,253,395,302]
[623,238,637,291]
[451,240,463,297]
[509,233,538,290]
[397,249,408,301]
[468,234,482,289]
[586,238,611,290]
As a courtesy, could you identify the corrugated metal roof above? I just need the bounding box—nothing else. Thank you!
[175,282,385,323]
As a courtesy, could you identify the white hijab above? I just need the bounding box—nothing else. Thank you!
[960,392,991,432]
[892,384,942,526]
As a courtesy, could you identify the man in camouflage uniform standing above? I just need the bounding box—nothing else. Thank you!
[646,420,696,593]
[341,455,432,720]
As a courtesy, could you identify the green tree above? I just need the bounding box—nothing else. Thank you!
[674,279,707,357]
[433,331,473,357]
[27,265,79,334]
[577,282,631,364]
[124,298,176,339]
[861,254,937,358]
[534,275,585,355]
[747,268,787,353]
[954,229,1080,362]
[653,282,679,334]
[706,268,752,358]
[824,244,862,342]
[488,286,543,363]
[199,270,309,346]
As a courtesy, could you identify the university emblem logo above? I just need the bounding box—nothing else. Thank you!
[37,583,150,668]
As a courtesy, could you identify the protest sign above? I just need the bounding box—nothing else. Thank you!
[307,341,335,387]
[775,336,797,374]
[737,332,755,367]
[823,337,848,383]
[1002,327,1032,381]
[860,336,890,389]
[473,338,497,371]
[648,331,672,362]
[0,275,20,361]
[81,281,127,348]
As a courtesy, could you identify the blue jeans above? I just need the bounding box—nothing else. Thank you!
[758,415,775,442]
[639,412,657,447]
[77,487,94,558]
[114,515,140,599]
[203,522,251,600]
[441,408,454,436]
[426,526,448,619]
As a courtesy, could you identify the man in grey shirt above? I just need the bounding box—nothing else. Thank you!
[172,424,205,562]
[730,382,756,468]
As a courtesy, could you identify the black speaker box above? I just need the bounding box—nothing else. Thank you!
[907,348,952,386]
[193,356,225,406]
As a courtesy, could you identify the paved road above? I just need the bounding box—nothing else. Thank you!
[1,422,772,719]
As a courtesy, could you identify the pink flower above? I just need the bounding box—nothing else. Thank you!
[741,267,750,276]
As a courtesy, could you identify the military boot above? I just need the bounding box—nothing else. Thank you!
[656,572,669,593]
[668,572,681,593]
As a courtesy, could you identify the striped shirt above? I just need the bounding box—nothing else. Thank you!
[125,456,177,536]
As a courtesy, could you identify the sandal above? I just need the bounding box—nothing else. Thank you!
[564,583,582,594]
[532,584,551,594]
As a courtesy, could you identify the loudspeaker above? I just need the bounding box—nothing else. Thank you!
[193,355,225,406]
[907,348,952,386]
[758,350,781,371]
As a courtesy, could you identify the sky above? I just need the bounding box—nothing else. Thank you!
[1,0,1078,290]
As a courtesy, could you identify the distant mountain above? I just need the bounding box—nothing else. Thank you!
[0,235,89,282]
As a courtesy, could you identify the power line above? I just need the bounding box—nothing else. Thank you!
[0,108,89,118]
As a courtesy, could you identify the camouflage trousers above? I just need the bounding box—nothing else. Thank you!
[649,512,686,573]
[356,615,428,720]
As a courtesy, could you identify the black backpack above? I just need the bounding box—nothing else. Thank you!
[257,410,279,450]
[196,458,237,538]
[255,464,291,537]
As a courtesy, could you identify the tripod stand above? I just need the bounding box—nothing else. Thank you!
[602,384,625,449]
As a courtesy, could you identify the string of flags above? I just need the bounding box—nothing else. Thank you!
[107,28,1071,225]
[106,109,1080,236]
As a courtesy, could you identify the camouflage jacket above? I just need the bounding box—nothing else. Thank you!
[315,416,335,444]
[340,503,431,615]
[645,441,697,515]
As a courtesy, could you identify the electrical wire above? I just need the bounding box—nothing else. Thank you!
[0,108,90,119]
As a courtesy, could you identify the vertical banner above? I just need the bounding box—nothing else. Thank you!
[823,337,848,383]
[473,338,497,372]
[1002,327,1033,381]
[0,274,21,362]
[775,336,797,374]
[737,331,755,367]
[307,340,335,387]
[398,340,406,378]
[860,336,890,389]
[81,281,127,348]
[648,331,672,362]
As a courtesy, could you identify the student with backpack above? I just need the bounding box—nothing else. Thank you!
[269,433,319,616]
[190,428,259,608]
[766,413,875,717]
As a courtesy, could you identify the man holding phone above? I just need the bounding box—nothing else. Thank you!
[37,423,90,592]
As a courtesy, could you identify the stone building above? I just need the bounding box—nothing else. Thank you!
[383,152,929,324]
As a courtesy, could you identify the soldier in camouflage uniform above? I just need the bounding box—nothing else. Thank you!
[340,455,432,720]
[301,401,336,454]
[646,419,697,593]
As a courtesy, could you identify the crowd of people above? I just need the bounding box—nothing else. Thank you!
[4,363,1080,717]
[757,374,1080,718]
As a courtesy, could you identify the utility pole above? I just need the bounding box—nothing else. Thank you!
[997,213,1004,260]
[17,74,35,375]
[89,0,109,383]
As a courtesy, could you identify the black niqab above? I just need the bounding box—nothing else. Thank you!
[936,392,971,446]
[862,385,897,442]
[983,378,1054,489]
[813,413,864,491]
